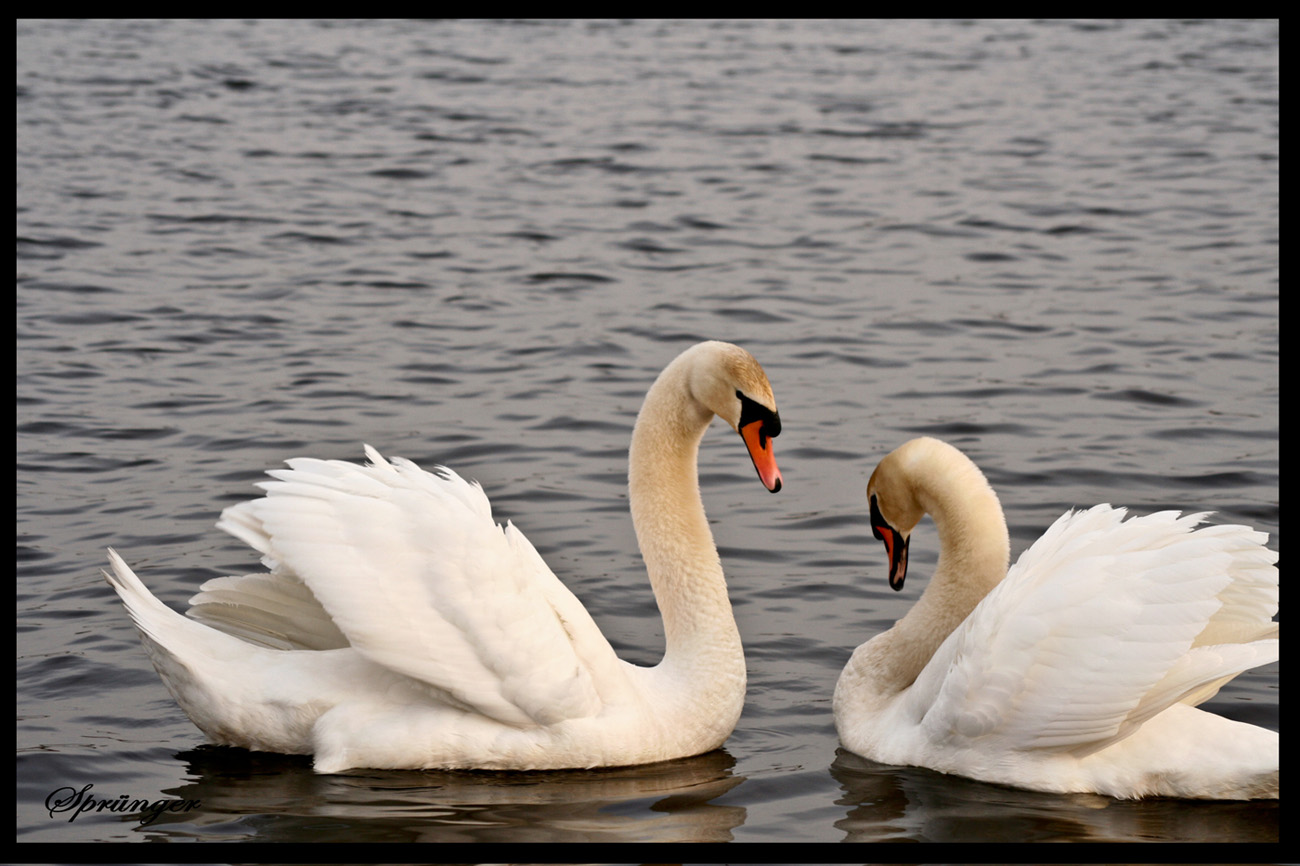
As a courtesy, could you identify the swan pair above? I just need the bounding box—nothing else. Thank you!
[104,342,1278,799]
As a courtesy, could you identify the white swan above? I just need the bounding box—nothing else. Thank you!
[104,341,783,773]
[833,437,1278,800]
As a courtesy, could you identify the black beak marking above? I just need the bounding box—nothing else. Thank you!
[736,389,780,448]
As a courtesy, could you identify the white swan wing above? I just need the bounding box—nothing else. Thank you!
[213,446,612,728]
[908,505,1278,756]
[185,570,350,651]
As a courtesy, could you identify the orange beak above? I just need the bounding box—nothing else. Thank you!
[870,493,908,591]
[741,419,782,493]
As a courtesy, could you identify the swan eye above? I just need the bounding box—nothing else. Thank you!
[736,390,781,446]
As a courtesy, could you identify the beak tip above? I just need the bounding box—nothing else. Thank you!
[741,421,782,493]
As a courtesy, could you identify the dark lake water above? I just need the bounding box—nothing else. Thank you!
[17,18,1277,844]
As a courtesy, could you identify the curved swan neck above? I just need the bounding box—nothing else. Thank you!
[875,442,1011,692]
[916,456,1011,605]
[627,355,741,668]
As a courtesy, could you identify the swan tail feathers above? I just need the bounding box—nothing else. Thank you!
[103,547,189,648]
[103,548,265,679]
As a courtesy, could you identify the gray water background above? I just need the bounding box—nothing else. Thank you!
[17,19,1277,843]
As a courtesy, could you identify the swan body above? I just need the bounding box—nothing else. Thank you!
[834,437,1278,800]
[105,341,782,773]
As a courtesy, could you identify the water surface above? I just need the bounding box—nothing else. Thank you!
[17,18,1277,843]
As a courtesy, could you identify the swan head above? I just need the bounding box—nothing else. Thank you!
[866,437,1005,592]
[865,437,949,591]
[683,341,783,493]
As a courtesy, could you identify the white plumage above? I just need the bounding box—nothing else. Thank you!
[834,437,1278,800]
[105,341,783,772]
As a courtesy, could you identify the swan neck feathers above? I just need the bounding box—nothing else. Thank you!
[872,438,1011,691]
[627,343,760,675]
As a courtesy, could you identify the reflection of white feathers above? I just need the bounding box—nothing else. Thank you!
[835,437,1278,800]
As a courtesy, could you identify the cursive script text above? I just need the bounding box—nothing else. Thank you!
[45,783,201,826]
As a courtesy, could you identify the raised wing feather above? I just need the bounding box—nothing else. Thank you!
[908,505,1278,756]
[186,571,349,651]
[214,446,613,727]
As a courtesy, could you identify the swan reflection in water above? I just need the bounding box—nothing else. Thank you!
[830,747,1278,843]
[134,746,748,842]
